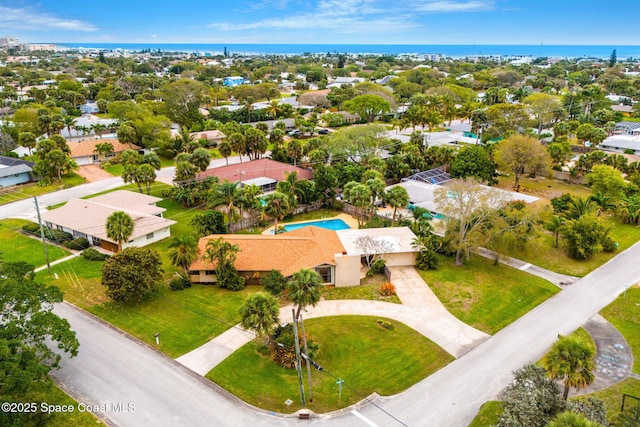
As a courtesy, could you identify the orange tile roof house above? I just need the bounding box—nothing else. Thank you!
[189,226,419,287]
[40,190,176,252]
[196,158,312,193]
[67,139,142,166]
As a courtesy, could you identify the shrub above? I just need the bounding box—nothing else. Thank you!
[366,258,386,277]
[64,237,90,250]
[47,229,73,243]
[262,269,287,297]
[376,319,395,330]
[270,324,319,369]
[81,247,110,261]
[378,282,396,297]
[169,275,192,291]
[601,235,618,252]
[416,250,439,270]
[22,223,41,235]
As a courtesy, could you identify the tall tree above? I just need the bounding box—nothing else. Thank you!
[203,237,244,290]
[384,185,410,226]
[239,292,280,342]
[287,268,323,319]
[435,179,509,266]
[343,94,391,123]
[449,145,497,184]
[102,247,163,302]
[495,135,551,191]
[105,211,134,251]
[168,234,200,275]
[209,181,244,232]
[541,335,596,400]
[0,266,79,425]
[263,191,291,234]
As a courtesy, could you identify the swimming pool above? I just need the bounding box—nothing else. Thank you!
[283,218,351,232]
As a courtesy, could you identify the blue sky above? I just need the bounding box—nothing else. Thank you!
[1,0,639,45]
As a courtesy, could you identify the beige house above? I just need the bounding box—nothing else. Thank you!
[67,139,142,166]
[189,226,418,287]
[190,129,226,146]
[40,190,176,252]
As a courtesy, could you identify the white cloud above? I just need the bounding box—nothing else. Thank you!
[150,34,158,38]
[208,0,415,33]
[414,1,495,13]
[0,6,97,32]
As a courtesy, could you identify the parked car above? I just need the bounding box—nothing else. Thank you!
[318,129,329,135]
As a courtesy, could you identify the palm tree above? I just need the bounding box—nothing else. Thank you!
[62,115,76,138]
[116,122,137,147]
[589,191,615,216]
[218,141,232,166]
[618,194,640,225]
[541,335,596,400]
[209,182,243,233]
[275,171,302,209]
[265,100,283,119]
[239,292,280,342]
[263,191,291,234]
[546,215,565,248]
[228,132,246,163]
[287,268,323,319]
[94,142,114,162]
[18,132,37,156]
[168,235,200,276]
[567,196,596,220]
[106,211,134,252]
[384,186,410,226]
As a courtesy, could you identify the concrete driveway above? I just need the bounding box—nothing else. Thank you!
[76,164,114,182]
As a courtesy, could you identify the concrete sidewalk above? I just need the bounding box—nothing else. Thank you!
[34,251,82,272]
[475,247,579,286]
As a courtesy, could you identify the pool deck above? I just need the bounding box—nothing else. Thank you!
[260,213,359,234]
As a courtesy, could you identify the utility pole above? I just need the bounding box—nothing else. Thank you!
[299,314,313,402]
[292,309,306,407]
[34,197,51,273]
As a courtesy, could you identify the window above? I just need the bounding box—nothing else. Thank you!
[204,270,216,275]
[315,266,332,284]
[146,232,154,240]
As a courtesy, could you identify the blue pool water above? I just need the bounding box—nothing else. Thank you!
[283,219,350,232]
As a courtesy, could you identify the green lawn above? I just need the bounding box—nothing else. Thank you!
[420,255,559,334]
[0,174,85,206]
[601,286,640,374]
[469,401,503,427]
[321,274,401,303]
[577,378,640,421]
[508,217,640,277]
[48,256,258,357]
[0,219,71,267]
[207,315,453,414]
[495,175,592,201]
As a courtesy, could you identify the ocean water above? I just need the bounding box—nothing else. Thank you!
[53,43,640,59]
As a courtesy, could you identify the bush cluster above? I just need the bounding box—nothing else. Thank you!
[81,248,110,261]
[169,275,192,291]
[376,319,395,330]
[64,237,90,250]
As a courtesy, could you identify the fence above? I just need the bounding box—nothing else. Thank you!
[226,204,319,233]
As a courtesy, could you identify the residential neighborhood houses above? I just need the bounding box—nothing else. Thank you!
[2,36,640,427]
